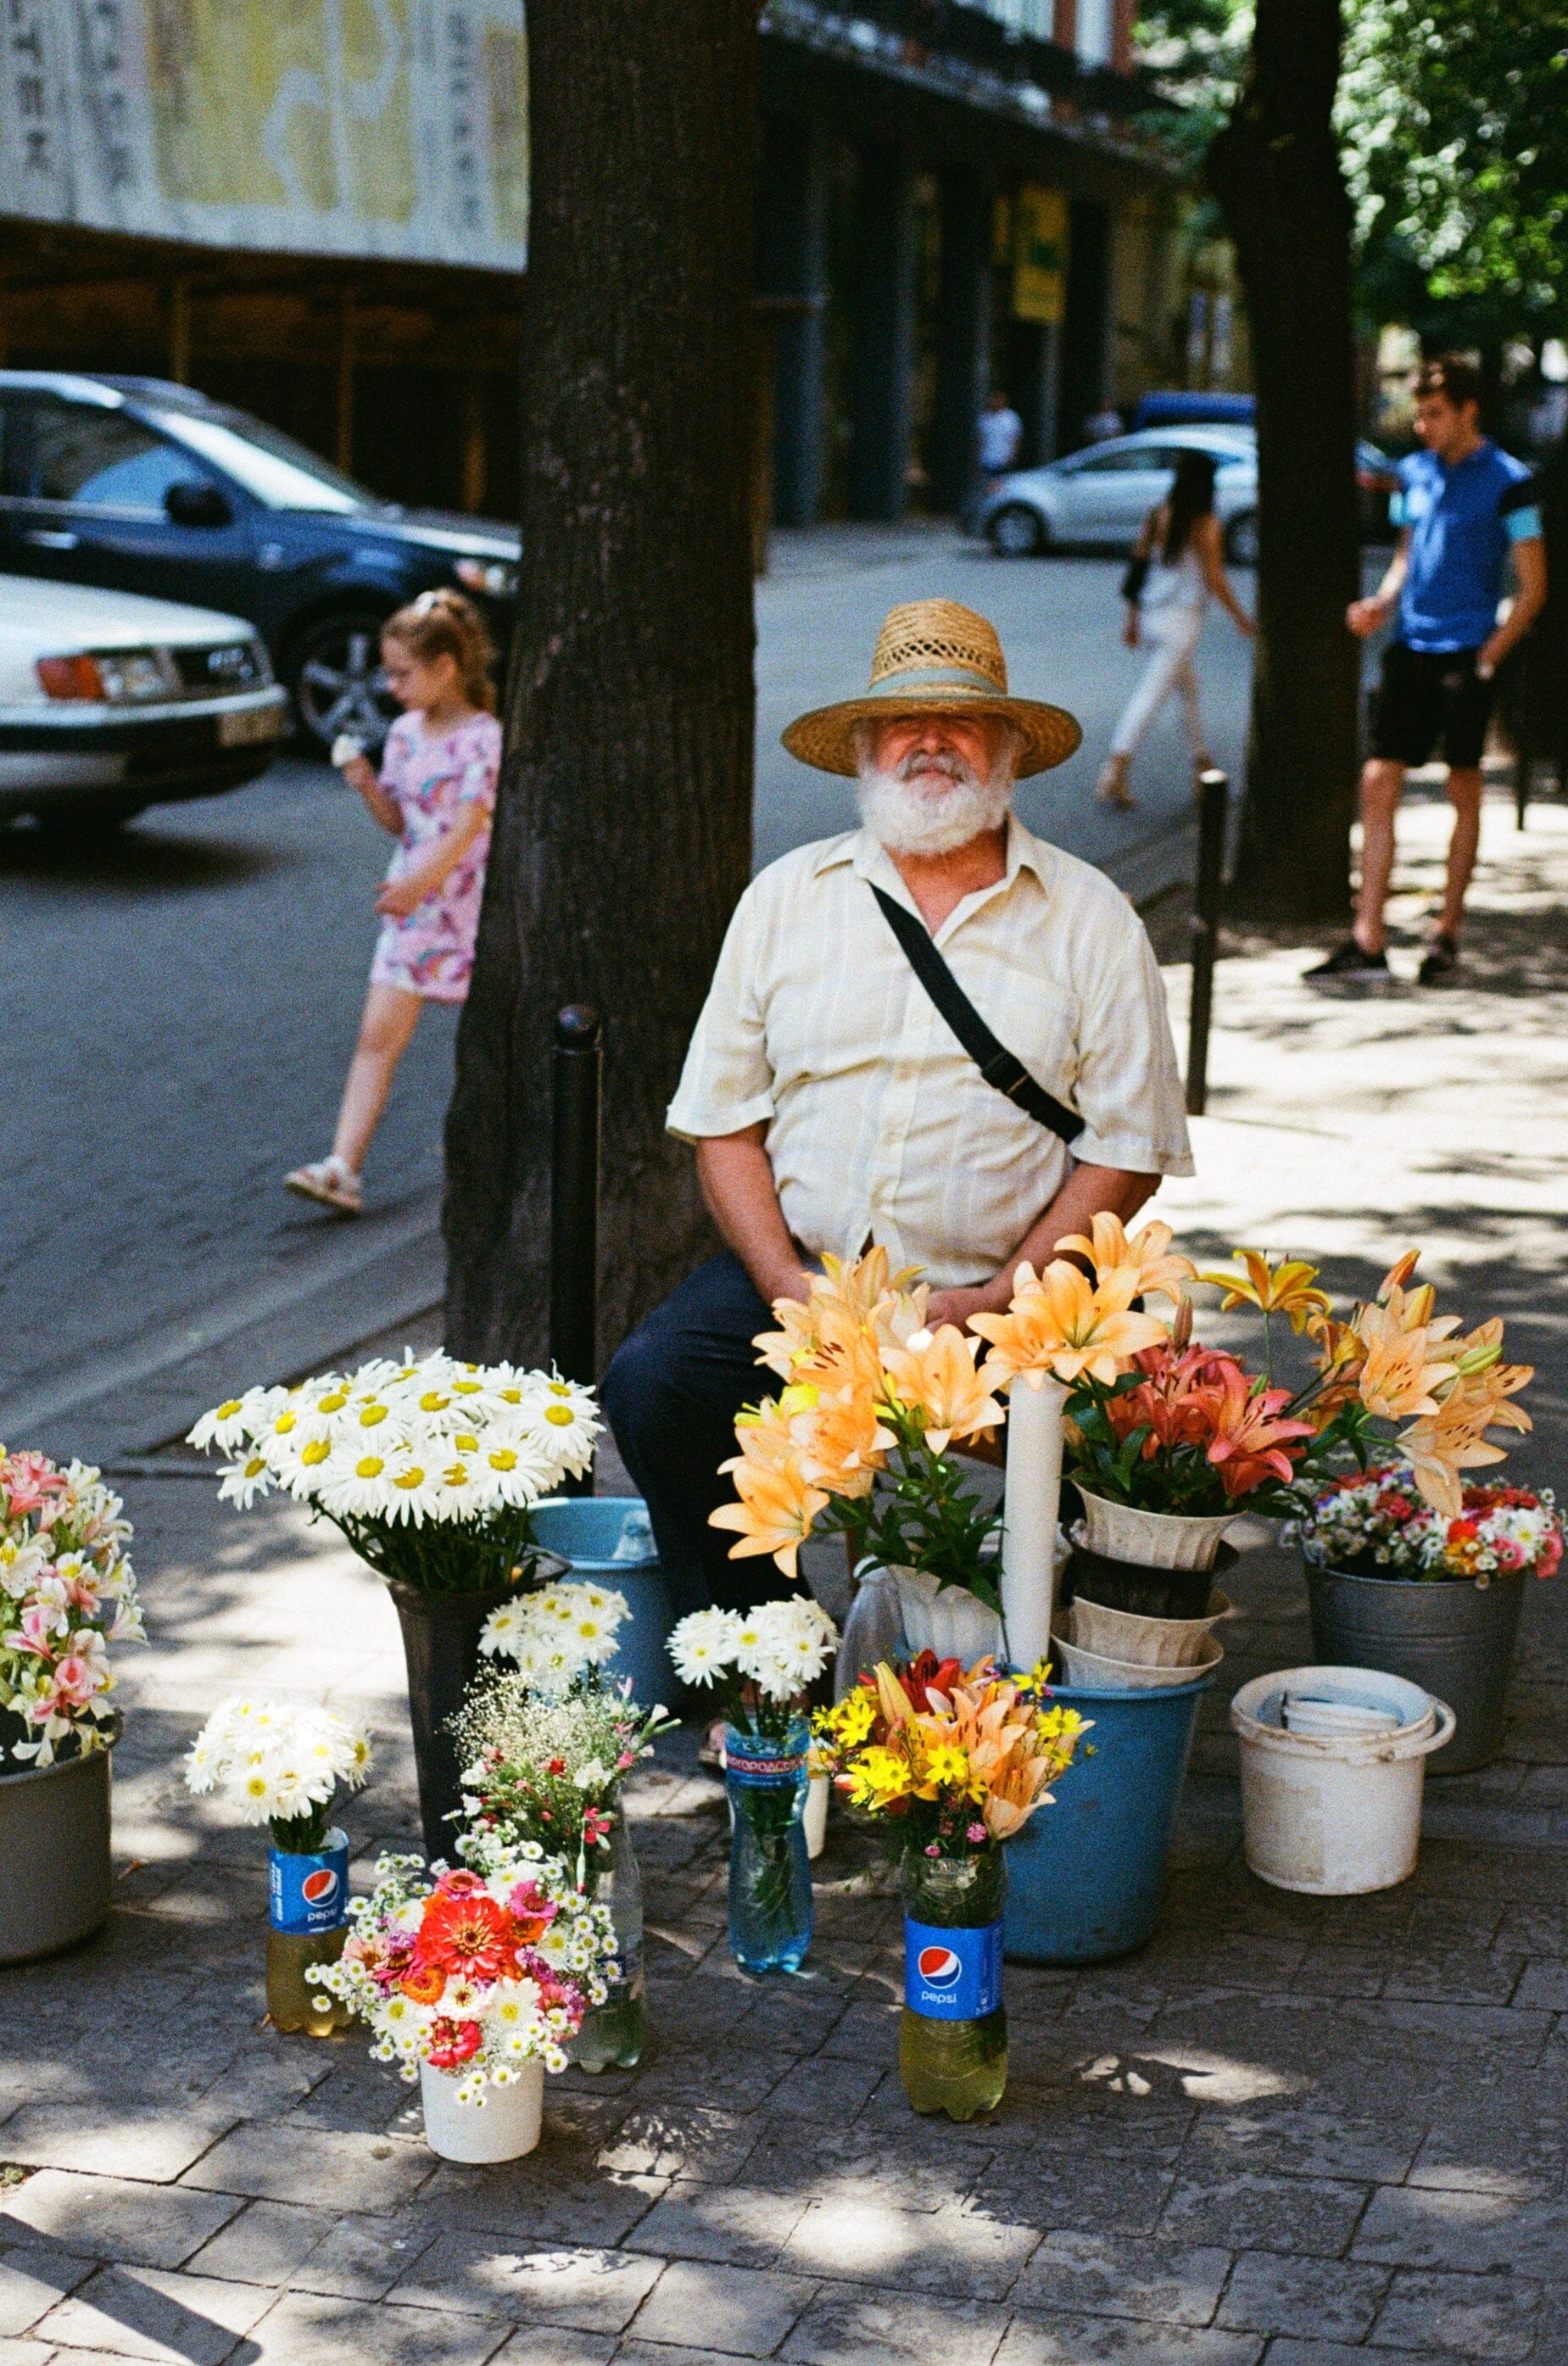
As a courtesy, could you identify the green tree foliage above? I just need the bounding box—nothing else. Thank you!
[1138,0,1568,330]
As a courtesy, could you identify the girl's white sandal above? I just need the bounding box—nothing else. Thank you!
[284,1156,364,1214]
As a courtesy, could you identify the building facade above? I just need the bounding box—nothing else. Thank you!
[0,1,1197,526]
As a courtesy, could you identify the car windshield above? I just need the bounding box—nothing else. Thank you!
[144,406,395,515]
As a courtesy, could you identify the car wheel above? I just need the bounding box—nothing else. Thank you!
[1225,511,1259,566]
[989,504,1047,558]
[284,608,399,753]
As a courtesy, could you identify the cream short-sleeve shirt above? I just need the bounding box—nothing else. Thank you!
[667,817,1193,1290]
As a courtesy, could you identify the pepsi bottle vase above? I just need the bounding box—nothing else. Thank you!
[900,1846,1008,2121]
[266,1828,351,2036]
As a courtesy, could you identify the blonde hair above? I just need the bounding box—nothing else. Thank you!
[382,589,496,714]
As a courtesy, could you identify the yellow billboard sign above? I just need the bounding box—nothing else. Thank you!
[1012,186,1069,325]
[0,0,530,270]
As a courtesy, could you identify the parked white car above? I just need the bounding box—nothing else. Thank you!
[978,427,1260,563]
[0,572,288,833]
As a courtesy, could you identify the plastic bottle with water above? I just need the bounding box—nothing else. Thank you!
[572,1811,647,2071]
[899,1847,1007,2121]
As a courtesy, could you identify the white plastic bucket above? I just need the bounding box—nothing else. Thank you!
[890,1568,1004,1666]
[419,2057,544,2162]
[1069,1589,1234,1668]
[1230,1664,1457,1895]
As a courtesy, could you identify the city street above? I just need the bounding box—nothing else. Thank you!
[0,534,1253,1461]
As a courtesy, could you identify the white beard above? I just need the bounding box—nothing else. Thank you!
[855,745,1016,857]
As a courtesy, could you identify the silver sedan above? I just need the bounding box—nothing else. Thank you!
[978,428,1259,564]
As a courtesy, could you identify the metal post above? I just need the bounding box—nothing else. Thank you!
[1186,768,1228,1117]
[550,1005,601,1493]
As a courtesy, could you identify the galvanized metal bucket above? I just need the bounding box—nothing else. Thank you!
[1305,1563,1525,1776]
[0,1745,113,1965]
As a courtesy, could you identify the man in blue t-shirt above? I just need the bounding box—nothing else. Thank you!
[1309,353,1547,985]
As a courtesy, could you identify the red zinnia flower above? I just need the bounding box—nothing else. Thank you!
[411,1890,523,1986]
[427,2016,483,2071]
[399,1962,446,2006]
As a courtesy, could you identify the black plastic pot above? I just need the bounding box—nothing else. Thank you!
[388,1560,564,1854]
[1066,1540,1239,1622]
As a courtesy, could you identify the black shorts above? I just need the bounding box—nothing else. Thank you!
[1368,640,1494,770]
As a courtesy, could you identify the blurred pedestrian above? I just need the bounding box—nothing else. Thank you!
[285,589,500,1214]
[1308,353,1547,985]
[1096,449,1253,809]
[1084,401,1124,444]
[969,389,1024,530]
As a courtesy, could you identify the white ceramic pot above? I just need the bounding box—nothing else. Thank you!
[419,2057,544,2163]
[890,1568,1004,1667]
[1069,1589,1234,1670]
[1229,1664,1456,1895]
[1076,1492,1239,1573]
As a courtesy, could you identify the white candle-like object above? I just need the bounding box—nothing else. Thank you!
[1000,1373,1067,1676]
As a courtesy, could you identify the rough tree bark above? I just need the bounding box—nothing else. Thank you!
[1208,0,1362,918]
[444,0,757,1368]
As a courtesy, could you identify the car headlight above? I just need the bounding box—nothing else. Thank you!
[36,647,175,703]
[455,557,519,599]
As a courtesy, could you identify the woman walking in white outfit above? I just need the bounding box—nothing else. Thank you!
[1097,449,1253,808]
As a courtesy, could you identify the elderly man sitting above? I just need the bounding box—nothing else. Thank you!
[603,599,1192,1616]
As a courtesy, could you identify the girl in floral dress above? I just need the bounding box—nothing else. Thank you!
[286,590,500,1214]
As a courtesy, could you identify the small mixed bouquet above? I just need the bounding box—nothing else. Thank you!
[312,1844,618,2101]
[0,1448,143,1767]
[185,1696,372,1853]
[1295,1466,1561,1587]
[477,1578,631,1696]
[667,1595,840,1739]
[452,1676,672,1881]
[188,1350,599,1593]
[811,1653,1091,1863]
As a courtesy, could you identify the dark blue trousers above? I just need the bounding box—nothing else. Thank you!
[602,1253,799,1621]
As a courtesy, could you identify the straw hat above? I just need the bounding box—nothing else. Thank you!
[781,598,1082,778]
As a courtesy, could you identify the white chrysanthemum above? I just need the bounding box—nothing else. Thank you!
[667,1605,743,1688]
[216,1452,275,1509]
[187,1384,288,1454]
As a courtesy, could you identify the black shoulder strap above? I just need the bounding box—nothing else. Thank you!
[870,884,1085,1147]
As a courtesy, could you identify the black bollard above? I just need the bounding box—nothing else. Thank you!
[1186,768,1229,1118]
[550,1004,601,1494]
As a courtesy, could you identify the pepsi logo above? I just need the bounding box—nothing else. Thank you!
[300,1868,339,1906]
[917,1945,963,1989]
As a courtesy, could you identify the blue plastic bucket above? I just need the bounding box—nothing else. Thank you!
[528,1498,677,1711]
[1003,1673,1212,1965]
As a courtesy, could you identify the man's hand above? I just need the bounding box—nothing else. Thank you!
[1347,594,1392,639]
[927,1163,1162,1338]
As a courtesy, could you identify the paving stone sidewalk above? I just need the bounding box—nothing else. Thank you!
[1,785,1565,2366]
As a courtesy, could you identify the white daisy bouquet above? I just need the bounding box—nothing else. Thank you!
[452,1675,673,1880]
[668,1596,840,1743]
[477,1578,630,1696]
[311,1842,617,2101]
[188,1350,600,1594]
[0,1448,144,1767]
[184,1696,372,1853]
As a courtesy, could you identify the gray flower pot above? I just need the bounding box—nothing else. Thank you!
[1305,1562,1525,1775]
[0,1745,113,1964]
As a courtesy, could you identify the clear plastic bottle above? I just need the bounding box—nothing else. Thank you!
[572,1811,647,2071]
[265,1927,349,2036]
[899,1846,1007,2121]
[726,1721,812,1974]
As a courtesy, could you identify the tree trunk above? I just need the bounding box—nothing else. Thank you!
[444,0,757,1368]
[1208,0,1362,918]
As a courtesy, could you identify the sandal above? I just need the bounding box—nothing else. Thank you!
[285,1155,363,1214]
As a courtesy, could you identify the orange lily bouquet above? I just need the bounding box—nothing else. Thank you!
[710,1250,1009,1609]
[969,1224,1533,1523]
[709,1232,1535,1575]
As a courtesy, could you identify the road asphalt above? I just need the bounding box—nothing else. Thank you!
[1,531,1252,1462]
